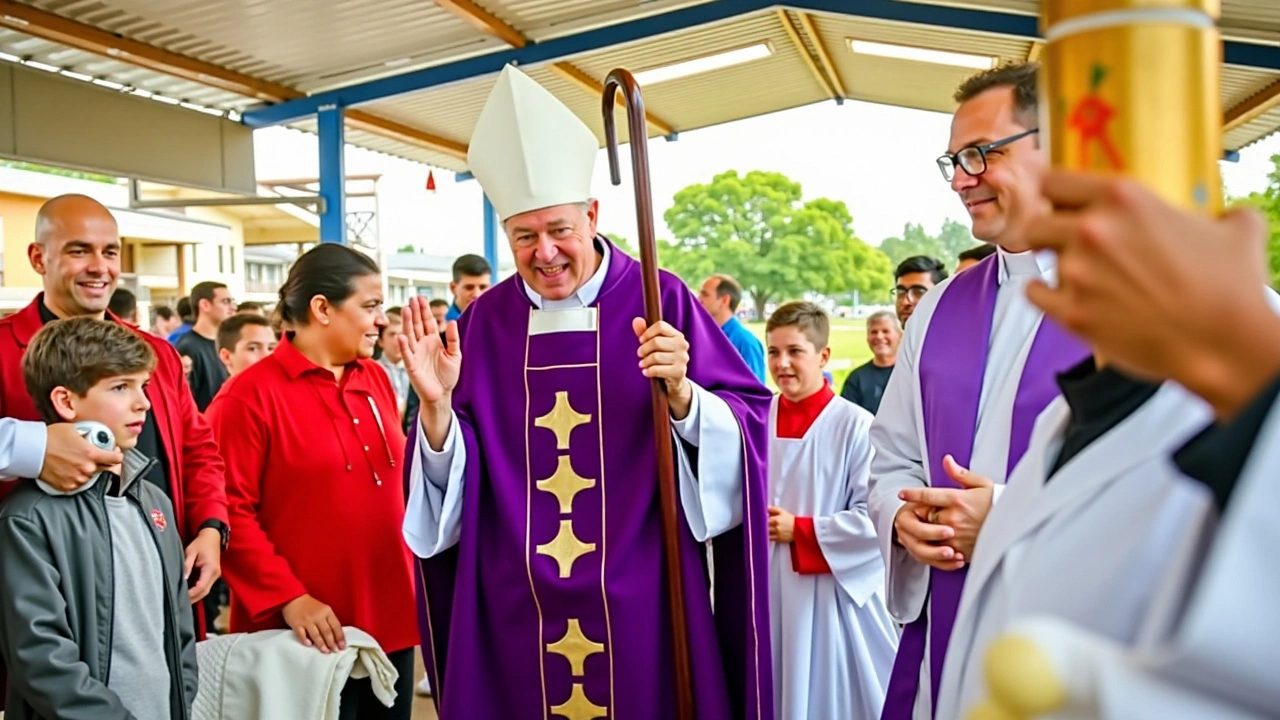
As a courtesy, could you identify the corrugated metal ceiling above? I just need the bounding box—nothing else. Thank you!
[23,0,499,90]
[1,0,1278,174]
[0,26,256,110]
[818,14,1034,116]
[898,0,1279,36]
[491,0,717,41]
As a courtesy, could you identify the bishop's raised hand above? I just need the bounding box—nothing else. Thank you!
[399,296,462,407]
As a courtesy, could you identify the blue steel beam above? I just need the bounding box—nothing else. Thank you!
[1223,41,1280,70]
[317,105,347,244]
[241,0,1280,130]
[792,0,1035,36]
[791,0,1280,70]
[243,0,773,128]
[483,194,498,284]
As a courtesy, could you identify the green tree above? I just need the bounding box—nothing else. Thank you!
[877,218,977,269]
[603,232,636,255]
[1228,153,1280,288]
[937,219,980,261]
[660,170,892,313]
[877,222,936,267]
[395,244,421,254]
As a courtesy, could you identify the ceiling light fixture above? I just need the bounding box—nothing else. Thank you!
[848,39,996,70]
[633,42,773,86]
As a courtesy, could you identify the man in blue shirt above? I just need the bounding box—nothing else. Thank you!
[166,296,194,344]
[698,274,766,383]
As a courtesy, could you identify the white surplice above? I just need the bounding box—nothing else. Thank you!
[768,394,898,720]
[935,381,1218,720]
[980,385,1280,720]
[868,248,1057,719]
[403,241,747,559]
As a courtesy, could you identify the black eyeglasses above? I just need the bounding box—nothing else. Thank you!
[937,128,1039,182]
[892,285,930,302]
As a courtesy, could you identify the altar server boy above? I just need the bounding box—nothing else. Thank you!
[764,301,898,720]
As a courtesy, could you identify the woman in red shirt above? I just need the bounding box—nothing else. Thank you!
[207,244,418,720]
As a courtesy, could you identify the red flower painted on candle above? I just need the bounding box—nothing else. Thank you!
[1068,64,1124,170]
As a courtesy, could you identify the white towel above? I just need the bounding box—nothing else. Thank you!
[192,627,398,720]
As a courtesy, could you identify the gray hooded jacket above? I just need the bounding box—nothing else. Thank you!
[0,448,197,719]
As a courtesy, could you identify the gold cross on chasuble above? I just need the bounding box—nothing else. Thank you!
[534,391,592,449]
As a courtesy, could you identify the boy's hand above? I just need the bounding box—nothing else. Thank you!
[40,423,122,493]
[767,506,796,543]
[184,528,222,603]
[283,594,347,653]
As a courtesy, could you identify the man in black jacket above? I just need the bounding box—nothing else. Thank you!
[840,310,901,414]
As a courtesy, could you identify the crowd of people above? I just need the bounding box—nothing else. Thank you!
[0,56,1273,720]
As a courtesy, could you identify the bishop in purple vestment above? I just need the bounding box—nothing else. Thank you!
[398,65,773,720]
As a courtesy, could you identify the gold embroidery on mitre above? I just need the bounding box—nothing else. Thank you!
[534,391,591,450]
[537,455,596,514]
[550,683,608,720]
[536,520,597,578]
[547,619,605,676]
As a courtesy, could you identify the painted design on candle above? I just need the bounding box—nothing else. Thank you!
[1068,63,1124,170]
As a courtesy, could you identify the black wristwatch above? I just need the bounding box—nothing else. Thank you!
[199,519,230,550]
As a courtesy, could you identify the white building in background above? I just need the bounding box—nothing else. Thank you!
[239,245,515,311]
[241,244,299,306]
[383,253,454,306]
[0,165,320,318]
[382,251,515,308]
[253,127,515,269]
[1,125,518,318]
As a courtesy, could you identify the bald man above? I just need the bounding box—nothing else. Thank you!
[0,194,229,629]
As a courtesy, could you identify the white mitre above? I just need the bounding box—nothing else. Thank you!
[466,64,599,222]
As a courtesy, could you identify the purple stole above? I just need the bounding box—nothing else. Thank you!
[880,255,1089,719]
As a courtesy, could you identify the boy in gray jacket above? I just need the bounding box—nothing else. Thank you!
[0,317,197,720]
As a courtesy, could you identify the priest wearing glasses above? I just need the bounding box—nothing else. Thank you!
[869,61,1091,720]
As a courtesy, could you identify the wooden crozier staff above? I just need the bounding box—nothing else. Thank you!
[601,68,696,720]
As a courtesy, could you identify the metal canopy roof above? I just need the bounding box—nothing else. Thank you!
[1,0,1278,176]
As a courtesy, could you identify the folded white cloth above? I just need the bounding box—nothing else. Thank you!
[192,627,398,720]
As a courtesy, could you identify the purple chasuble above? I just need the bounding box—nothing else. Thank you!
[404,238,774,720]
[880,254,1089,720]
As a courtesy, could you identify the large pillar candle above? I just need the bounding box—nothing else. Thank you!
[1041,0,1222,214]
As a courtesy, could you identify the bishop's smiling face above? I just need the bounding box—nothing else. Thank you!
[505,201,601,301]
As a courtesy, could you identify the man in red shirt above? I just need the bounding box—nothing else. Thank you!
[0,194,229,628]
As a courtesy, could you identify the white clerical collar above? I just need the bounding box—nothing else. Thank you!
[997,246,1055,285]
[522,237,611,310]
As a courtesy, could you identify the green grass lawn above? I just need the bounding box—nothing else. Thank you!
[742,318,872,392]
